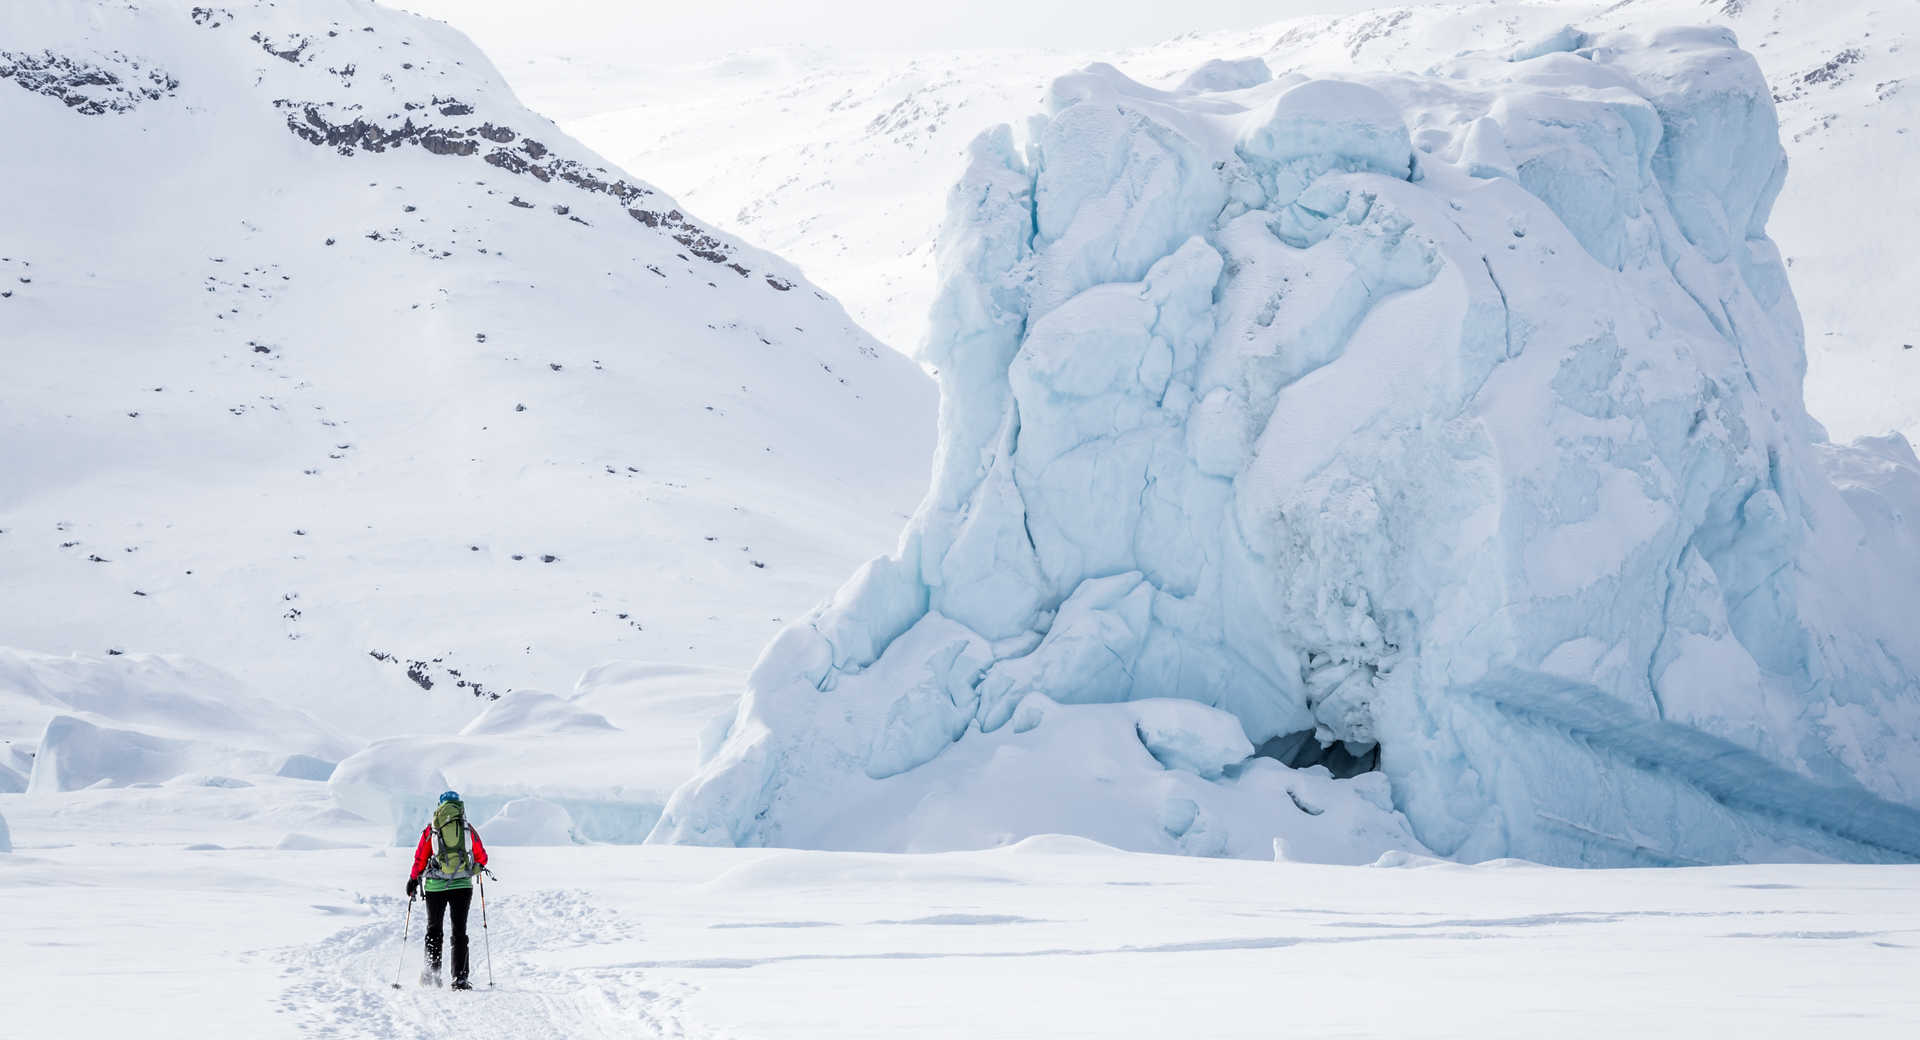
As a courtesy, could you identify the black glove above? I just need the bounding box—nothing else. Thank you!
[406,877,420,899]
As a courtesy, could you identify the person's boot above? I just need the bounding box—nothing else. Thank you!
[422,938,444,987]
[451,934,471,990]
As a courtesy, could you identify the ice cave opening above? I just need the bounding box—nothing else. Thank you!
[1251,731,1381,780]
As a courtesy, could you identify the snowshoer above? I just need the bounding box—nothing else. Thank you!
[406,790,490,990]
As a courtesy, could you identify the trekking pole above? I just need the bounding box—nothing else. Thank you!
[391,894,415,990]
[479,870,495,987]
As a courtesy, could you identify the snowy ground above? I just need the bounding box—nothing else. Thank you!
[5,811,1918,1039]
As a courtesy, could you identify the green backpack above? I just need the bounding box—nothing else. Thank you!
[427,799,475,879]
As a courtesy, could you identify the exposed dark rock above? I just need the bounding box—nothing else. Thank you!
[485,148,531,175]
[272,69,771,282]
[0,50,178,115]
[250,32,309,64]
[675,234,730,264]
[454,678,500,700]
[1805,48,1864,86]
[420,130,476,156]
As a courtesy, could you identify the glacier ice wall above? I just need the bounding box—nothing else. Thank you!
[653,26,1920,866]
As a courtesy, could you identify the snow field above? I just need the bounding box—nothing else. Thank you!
[2,833,1918,1038]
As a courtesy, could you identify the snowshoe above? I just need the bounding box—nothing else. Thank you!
[450,979,474,991]
[419,968,443,988]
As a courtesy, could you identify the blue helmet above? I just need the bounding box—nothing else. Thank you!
[438,790,461,804]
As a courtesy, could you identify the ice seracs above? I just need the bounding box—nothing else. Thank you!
[655,25,1920,866]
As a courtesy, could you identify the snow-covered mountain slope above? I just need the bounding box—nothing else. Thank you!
[520,46,1077,354]
[517,0,1919,445]
[654,27,1920,866]
[0,0,935,738]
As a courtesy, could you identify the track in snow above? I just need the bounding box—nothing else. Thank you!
[277,889,708,1039]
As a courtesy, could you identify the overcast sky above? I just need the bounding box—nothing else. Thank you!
[393,0,1406,62]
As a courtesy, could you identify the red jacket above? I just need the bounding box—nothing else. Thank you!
[410,822,488,880]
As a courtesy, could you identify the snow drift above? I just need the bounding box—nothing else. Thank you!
[329,664,739,843]
[481,797,578,845]
[0,648,349,793]
[655,28,1920,865]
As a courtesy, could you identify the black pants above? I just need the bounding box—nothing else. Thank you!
[423,887,473,982]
